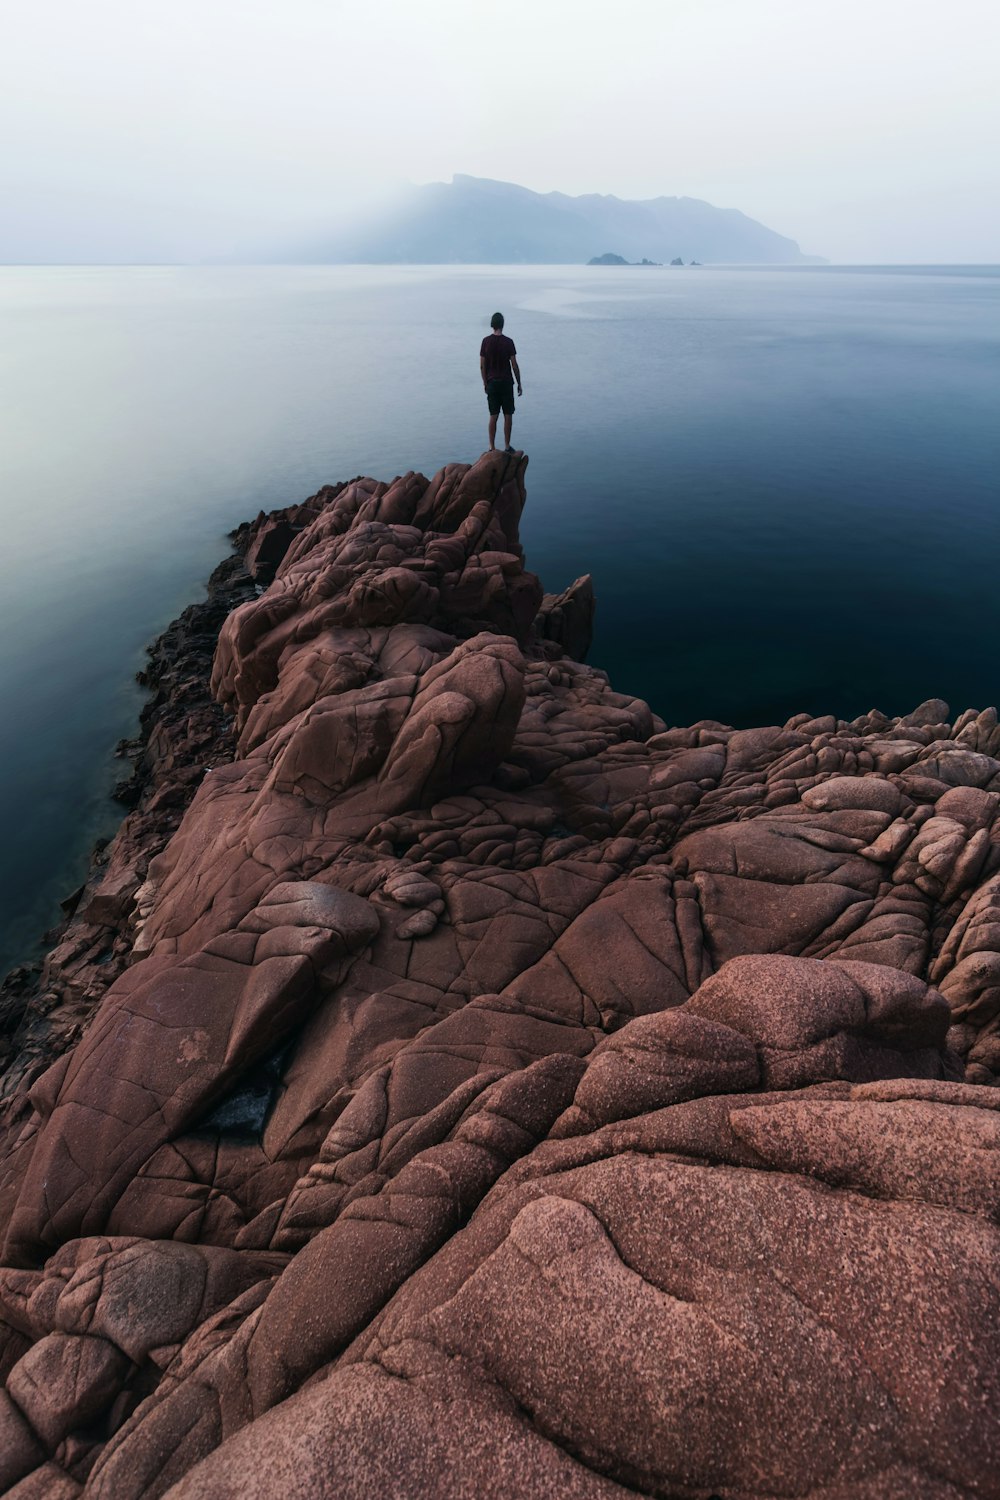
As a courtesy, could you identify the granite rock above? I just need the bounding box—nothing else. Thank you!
[1,448,999,1496]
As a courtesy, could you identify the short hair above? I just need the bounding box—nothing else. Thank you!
[490,311,504,329]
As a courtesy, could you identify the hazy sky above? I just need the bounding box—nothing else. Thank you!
[2,0,996,263]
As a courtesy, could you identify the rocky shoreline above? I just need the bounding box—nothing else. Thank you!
[0,543,257,1098]
[0,480,357,1099]
[1,449,999,1497]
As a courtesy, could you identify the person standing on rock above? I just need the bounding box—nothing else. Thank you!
[480,312,522,453]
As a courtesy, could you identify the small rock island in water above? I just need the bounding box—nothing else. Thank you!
[587,251,662,265]
[1,449,999,1496]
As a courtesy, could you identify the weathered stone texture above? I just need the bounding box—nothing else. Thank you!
[2,449,999,1496]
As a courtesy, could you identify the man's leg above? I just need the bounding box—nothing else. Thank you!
[488,414,498,450]
[503,413,513,449]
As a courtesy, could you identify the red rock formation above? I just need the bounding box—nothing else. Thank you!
[1,449,999,1496]
[0,550,258,1099]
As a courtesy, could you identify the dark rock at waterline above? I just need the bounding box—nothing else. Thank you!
[1,450,999,1497]
[587,251,662,266]
[0,550,258,1096]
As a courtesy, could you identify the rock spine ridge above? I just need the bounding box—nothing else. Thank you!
[0,449,999,1497]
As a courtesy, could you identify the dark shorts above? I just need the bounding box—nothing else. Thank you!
[486,378,515,416]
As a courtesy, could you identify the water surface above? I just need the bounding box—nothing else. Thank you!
[1,263,998,972]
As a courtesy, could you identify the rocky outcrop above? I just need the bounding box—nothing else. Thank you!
[1,449,999,1496]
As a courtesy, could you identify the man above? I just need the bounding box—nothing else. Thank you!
[479,312,522,453]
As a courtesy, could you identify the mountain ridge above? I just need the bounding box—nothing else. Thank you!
[296,173,826,265]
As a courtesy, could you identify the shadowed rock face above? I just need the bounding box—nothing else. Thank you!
[1,449,999,1496]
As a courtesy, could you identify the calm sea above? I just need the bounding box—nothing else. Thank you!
[1,263,998,973]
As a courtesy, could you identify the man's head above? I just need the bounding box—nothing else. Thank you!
[490,312,504,330]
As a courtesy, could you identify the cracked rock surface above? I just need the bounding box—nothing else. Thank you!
[1,450,999,1496]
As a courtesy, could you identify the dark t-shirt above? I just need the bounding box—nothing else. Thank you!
[480,332,516,383]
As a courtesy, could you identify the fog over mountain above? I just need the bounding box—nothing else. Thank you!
[297,176,824,266]
[0,0,996,264]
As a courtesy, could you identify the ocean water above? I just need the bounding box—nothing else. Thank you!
[0,262,998,974]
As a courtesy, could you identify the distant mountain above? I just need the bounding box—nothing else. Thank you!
[298,175,824,265]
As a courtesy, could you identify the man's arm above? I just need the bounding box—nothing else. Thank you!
[511,356,522,395]
[480,354,487,389]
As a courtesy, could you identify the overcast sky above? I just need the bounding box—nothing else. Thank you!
[1,0,996,263]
